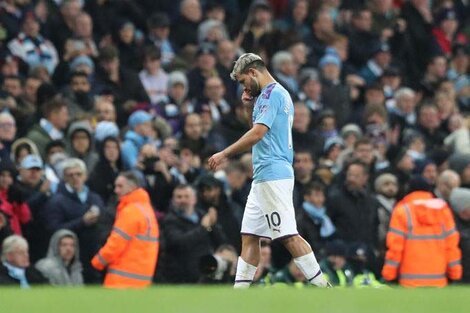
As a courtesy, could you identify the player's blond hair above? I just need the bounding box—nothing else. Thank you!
[230,53,264,80]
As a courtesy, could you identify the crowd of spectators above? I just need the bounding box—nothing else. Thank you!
[0,0,469,287]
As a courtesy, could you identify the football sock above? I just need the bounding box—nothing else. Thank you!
[234,257,257,289]
[294,252,329,287]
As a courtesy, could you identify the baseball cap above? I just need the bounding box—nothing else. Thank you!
[21,154,43,169]
[128,110,153,129]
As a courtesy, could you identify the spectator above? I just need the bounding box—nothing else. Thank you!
[35,229,83,286]
[292,102,323,159]
[293,149,317,209]
[0,111,17,160]
[305,9,335,63]
[431,8,467,57]
[92,171,159,288]
[146,12,175,67]
[155,71,192,134]
[14,155,54,263]
[45,158,104,283]
[121,110,154,169]
[26,96,69,159]
[88,136,122,206]
[170,0,203,51]
[327,161,379,256]
[374,173,398,254]
[62,71,94,121]
[187,44,219,101]
[139,46,168,105]
[297,181,336,260]
[0,235,47,287]
[135,143,179,214]
[274,0,310,40]
[114,20,141,72]
[94,45,149,125]
[224,160,251,210]
[358,42,393,85]
[179,113,207,157]
[344,7,381,70]
[66,120,98,173]
[46,0,82,56]
[273,51,300,95]
[196,174,242,252]
[0,158,30,236]
[198,76,232,123]
[8,11,58,74]
[94,97,117,123]
[159,184,227,283]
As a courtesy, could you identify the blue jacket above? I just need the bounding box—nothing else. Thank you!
[121,130,150,169]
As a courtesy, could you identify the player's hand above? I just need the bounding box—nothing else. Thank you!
[241,90,254,106]
[208,151,227,171]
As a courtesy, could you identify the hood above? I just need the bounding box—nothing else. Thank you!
[117,188,151,212]
[67,120,93,139]
[47,229,80,261]
[400,191,447,226]
[10,137,40,161]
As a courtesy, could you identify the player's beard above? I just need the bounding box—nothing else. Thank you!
[249,77,261,97]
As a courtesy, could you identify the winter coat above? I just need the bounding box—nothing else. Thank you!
[382,191,462,287]
[35,229,84,286]
[92,188,159,288]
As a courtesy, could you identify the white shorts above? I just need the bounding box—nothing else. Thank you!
[241,178,298,240]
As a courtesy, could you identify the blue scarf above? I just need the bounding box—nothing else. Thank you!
[3,262,30,288]
[302,202,336,238]
[175,209,200,224]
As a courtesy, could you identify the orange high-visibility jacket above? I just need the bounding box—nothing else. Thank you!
[91,188,159,288]
[382,191,462,287]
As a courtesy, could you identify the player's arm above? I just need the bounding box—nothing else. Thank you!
[225,123,268,157]
[208,123,268,170]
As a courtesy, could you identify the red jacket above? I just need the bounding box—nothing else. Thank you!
[92,188,159,288]
[0,189,31,235]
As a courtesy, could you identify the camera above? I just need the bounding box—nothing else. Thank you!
[143,156,160,173]
[199,254,232,283]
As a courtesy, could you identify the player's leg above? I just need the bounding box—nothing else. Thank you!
[282,235,330,287]
[234,234,261,289]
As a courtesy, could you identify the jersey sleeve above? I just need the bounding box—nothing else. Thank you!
[254,92,281,129]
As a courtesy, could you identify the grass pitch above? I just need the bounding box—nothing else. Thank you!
[1,286,470,313]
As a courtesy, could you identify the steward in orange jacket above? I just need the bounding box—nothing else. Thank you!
[92,172,159,288]
[382,191,462,287]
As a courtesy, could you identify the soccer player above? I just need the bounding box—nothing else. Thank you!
[208,53,330,288]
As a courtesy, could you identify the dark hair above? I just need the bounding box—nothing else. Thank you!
[143,45,161,61]
[225,160,246,174]
[304,181,326,195]
[354,137,372,150]
[345,159,370,175]
[42,96,66,118]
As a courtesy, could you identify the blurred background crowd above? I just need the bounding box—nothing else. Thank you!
[0,0,469,287]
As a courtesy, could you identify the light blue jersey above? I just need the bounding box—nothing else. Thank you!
[252,82,294,182]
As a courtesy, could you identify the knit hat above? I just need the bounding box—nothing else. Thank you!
[340,124,363,139]
[319,53,342,69]
[448,153,470,174]
[94,121,120,142]
[374,173,398,192]
[323,136,344,154]
[69,55,95,72]
[450,188,470,213]
[68,120,93,139]
[128,110,153,129]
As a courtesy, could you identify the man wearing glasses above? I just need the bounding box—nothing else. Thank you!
[44,158,104,283]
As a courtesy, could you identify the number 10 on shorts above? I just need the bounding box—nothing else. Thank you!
[265,212,281,229]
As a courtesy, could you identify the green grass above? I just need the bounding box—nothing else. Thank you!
[1,286,470,313]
